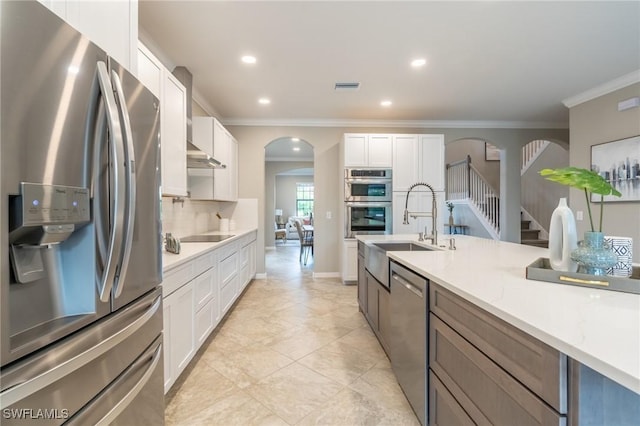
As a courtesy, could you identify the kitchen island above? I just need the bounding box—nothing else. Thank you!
[358,234,639,424]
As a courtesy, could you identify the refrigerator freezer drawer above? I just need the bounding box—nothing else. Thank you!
[0,289,162,425]
[67,337,164,426]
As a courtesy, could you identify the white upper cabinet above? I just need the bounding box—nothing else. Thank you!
[214,124,238,202]
[392,135,420,191]
[38,0,137,70]
[344,134,393,167]
[137,43,162,98]
[162,73,188,196]
[419,134,445,191]
[136,42,187,197]
[189,117,238,201]
[393,134,445,192]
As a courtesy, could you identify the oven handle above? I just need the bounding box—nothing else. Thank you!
[345,202,392,208]
[345,179,392,185]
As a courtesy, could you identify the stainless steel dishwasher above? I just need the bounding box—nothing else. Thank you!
[390,260,428,425]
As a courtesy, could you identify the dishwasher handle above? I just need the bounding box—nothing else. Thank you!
[392,272,423,298]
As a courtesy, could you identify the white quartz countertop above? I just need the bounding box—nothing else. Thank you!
[162,228,257,272]
[357,234,640,394]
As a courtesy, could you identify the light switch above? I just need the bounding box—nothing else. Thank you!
[576,211,583,221]
[326,211,332,219]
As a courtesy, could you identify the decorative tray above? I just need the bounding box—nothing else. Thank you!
[526,258,640,295]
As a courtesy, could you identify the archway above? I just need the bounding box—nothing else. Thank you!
[264,137,315,267]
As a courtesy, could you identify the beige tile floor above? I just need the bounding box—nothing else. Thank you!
[165,243,419,425]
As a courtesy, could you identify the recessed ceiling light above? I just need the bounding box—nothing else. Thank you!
[258,98,271,105]
[411,58,427,67]
[292,147,300,152]
[381,100,392,107]
[291,138,300,142]
[241,55,256,64]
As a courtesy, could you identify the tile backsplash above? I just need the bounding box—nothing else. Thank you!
[161,197,223,238]
[161,197,258,238]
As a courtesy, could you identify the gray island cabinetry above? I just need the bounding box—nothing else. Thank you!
[429,283,567,425]
[428,281,640,425]
[357,241,391,354]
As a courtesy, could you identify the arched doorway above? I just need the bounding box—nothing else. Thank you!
[264,137,315,267]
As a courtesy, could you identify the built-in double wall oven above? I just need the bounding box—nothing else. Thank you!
[344,169,392,238]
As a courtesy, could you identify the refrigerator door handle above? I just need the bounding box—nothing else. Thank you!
[110,69,136,298]
[68,341,163,426]
[95,61,126,302]
[0,294,161,407]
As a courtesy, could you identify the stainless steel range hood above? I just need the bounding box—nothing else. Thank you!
[187,142,226,169]
[173,66,226,170]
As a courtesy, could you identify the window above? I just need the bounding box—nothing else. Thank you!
[296,183,314,217]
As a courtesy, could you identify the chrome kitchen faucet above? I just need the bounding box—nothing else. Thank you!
[403,182,438,246]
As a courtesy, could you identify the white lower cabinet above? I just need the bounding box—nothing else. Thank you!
[162,281,195,393]
[239,232,257,291]
[219,248,239,316]
[195,298,217,347]
[161,232,257,394]
[342,240,358,283]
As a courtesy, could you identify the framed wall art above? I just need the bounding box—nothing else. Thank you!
[485,142,500,161]
[590,135,640,202]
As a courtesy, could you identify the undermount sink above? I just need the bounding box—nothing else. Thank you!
[366,241,437,289]
[371,242,435,252]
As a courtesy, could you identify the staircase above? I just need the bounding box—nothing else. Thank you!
[521,219,548,248]
[446,141,552,245]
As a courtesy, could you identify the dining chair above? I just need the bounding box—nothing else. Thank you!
[294,220,313,265]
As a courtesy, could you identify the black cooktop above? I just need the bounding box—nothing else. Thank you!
[180,234,234,243]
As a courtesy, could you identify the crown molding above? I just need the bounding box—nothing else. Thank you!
[562,70,640,108]
[221,118,568,129]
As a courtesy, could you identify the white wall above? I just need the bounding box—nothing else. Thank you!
[568,82,640,263]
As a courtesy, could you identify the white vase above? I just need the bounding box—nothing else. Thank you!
[548,198,578,272]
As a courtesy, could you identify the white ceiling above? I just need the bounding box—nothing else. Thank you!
[139,1,639,127]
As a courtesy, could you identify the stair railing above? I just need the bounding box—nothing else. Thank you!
[446,155,471,201]
[446,155,500,234]
[521,139,550,174]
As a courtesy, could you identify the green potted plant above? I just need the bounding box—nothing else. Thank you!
[539,167,621,275]
[446,201,455,226]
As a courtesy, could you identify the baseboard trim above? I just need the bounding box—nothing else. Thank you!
[312,272,341,279]
[255,273,267,279]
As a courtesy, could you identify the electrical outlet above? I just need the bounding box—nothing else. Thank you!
[576,211,583,221]
[326,211,332,219]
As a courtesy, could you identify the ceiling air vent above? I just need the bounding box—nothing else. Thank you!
[334,82,360,91]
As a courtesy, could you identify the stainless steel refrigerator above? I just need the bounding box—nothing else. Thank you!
[0,2,164,424]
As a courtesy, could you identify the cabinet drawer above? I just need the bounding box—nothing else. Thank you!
[430,315,566,426]
[162,262,193,297]
[430,284,567,413]
[429,371,474,426]
[217,241,238,261]
[220,277,237,315]
[193,251,215,277]
[220,252,238,286]
[195,298,216,346]
[193,268,215,311]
